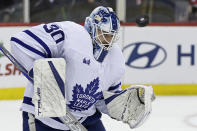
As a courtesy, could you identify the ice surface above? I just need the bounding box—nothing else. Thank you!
[0,96,197,131]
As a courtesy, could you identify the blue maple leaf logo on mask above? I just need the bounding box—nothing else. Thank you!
[94,9,110,24]
[68,77,103,111]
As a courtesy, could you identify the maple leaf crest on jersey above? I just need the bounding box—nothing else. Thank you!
[68,77,103,111]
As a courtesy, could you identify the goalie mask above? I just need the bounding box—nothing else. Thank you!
[84,6,120,62]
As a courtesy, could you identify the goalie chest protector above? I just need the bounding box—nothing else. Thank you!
[58,22,125,117]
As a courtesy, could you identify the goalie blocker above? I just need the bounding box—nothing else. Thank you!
[33,58,87,131]
[33,58,67,118]
[103,85,155,129]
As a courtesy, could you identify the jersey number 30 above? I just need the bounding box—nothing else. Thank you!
[43,24,65,44]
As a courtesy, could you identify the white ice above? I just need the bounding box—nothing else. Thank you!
[0,96,197,131]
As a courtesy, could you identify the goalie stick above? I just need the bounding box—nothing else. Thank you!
[0,43,87,131]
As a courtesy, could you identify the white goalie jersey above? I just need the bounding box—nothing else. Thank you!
[10,21,125,130]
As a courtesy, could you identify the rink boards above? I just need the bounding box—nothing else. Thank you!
[1,84,197,100]
[0,25,197,99]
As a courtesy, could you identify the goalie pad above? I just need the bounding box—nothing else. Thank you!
[103,85,155,129]
[33,58,67,118]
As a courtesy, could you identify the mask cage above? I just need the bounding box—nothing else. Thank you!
[92,22,119,50]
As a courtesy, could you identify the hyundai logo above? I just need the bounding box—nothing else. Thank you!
[123,42,167,69]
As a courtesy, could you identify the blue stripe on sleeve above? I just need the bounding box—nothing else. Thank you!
[48,61,65,98]
[24,30,52,58]
[11,37,47,58]
[108,82,121,91]
[23,96,34,106]
[104,90,126,105]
